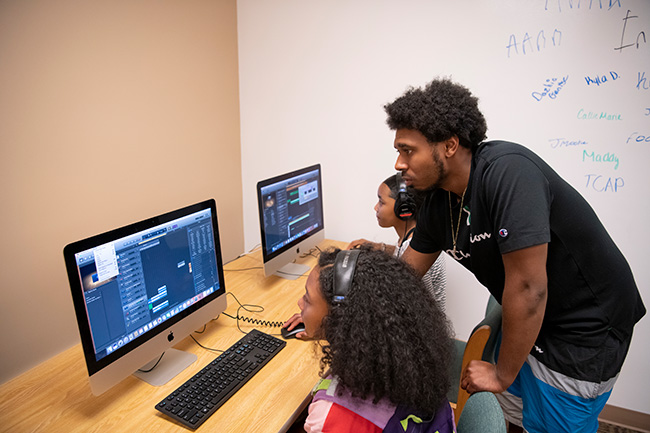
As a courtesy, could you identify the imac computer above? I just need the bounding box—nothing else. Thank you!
[256,164,325,279]
[63,199,227,396]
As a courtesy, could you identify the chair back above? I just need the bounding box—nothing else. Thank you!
[452,296,502,422]
[456,392,506,433]
[480,296,502,363]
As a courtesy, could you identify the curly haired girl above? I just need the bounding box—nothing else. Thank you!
[284,247,454,433]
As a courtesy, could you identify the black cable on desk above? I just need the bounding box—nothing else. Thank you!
[221,292,285,335]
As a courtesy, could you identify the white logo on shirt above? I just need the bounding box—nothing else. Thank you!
[445,248,471,261]
[470,232,492,243]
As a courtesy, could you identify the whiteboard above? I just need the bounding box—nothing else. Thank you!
[238,0,650,413]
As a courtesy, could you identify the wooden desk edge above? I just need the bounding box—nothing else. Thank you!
[0,239,346,433]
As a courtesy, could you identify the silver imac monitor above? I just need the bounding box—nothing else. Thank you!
[63,199,227,395]
[256,164,325,279]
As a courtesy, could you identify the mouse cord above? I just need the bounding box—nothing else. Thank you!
[222,292,284,334]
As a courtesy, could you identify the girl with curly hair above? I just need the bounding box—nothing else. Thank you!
[283,247,454,433]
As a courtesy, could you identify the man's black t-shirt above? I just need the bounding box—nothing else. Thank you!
[410,141,645,380]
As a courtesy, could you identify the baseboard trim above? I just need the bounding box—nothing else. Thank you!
[599,404,650,432]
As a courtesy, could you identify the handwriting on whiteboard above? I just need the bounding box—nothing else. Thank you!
[637,72,650,90]
[584,174,624,192]
[626,132,650,143]
[585,71,620,86]
[614,9,647,53]
[545,0,622,13]
[577,109,623,120]
[506,29,562,57]
[549,138,588,148]
[532,76,569,101]
[583,150,620,170]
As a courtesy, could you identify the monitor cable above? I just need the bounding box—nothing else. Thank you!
[189,333,224,353]
[300,246,322,259]
[224,266,263,272]
[224,244,262,266]
[137,353,165,373]
[273,246,322,278]
[223,244,263,272]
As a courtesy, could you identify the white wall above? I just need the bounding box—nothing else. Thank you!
[238,0,650,414]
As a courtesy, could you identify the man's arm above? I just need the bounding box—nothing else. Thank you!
[400,246,440,278]
[461,243,548,393]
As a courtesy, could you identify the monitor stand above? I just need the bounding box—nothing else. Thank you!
[274,262,310,280]
[133,349,197,386]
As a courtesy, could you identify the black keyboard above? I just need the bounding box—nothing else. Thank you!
[155,329,286,429]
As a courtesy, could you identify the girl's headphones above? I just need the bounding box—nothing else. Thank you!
[332,249,360,304]
[393,172,416,221]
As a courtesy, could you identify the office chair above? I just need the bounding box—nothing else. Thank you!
[448,295,502,423]
[456,391,507,433]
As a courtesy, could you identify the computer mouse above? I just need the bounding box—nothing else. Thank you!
[281,322,306,339]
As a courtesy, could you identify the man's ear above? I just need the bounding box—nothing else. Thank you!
[443,135,460,157]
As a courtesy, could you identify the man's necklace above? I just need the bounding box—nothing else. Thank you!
[448,189,467,255]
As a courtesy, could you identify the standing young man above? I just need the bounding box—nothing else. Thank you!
[385,78,645,433]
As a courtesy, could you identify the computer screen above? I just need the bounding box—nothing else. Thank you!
[63,199,227,395]
[256,164,324,279]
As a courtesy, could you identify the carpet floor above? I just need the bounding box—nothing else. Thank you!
[597,421,646,433]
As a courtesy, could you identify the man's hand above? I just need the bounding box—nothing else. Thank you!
[460,360,510,394]
[346,239,396,255]
[347,239,372,249]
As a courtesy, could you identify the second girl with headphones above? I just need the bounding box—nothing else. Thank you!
[347,173,446,310]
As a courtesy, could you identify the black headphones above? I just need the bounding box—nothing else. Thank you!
[332,249,360,304]
[393,172,416,221]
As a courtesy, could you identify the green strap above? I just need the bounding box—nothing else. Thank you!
[400,414,425,431]
[311,378,332,395]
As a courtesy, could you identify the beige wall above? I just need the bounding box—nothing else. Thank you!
[0,0,243,384]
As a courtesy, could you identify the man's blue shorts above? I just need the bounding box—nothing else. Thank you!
[495,332,630,433]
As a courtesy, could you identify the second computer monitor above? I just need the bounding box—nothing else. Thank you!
[256,164,324,279]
